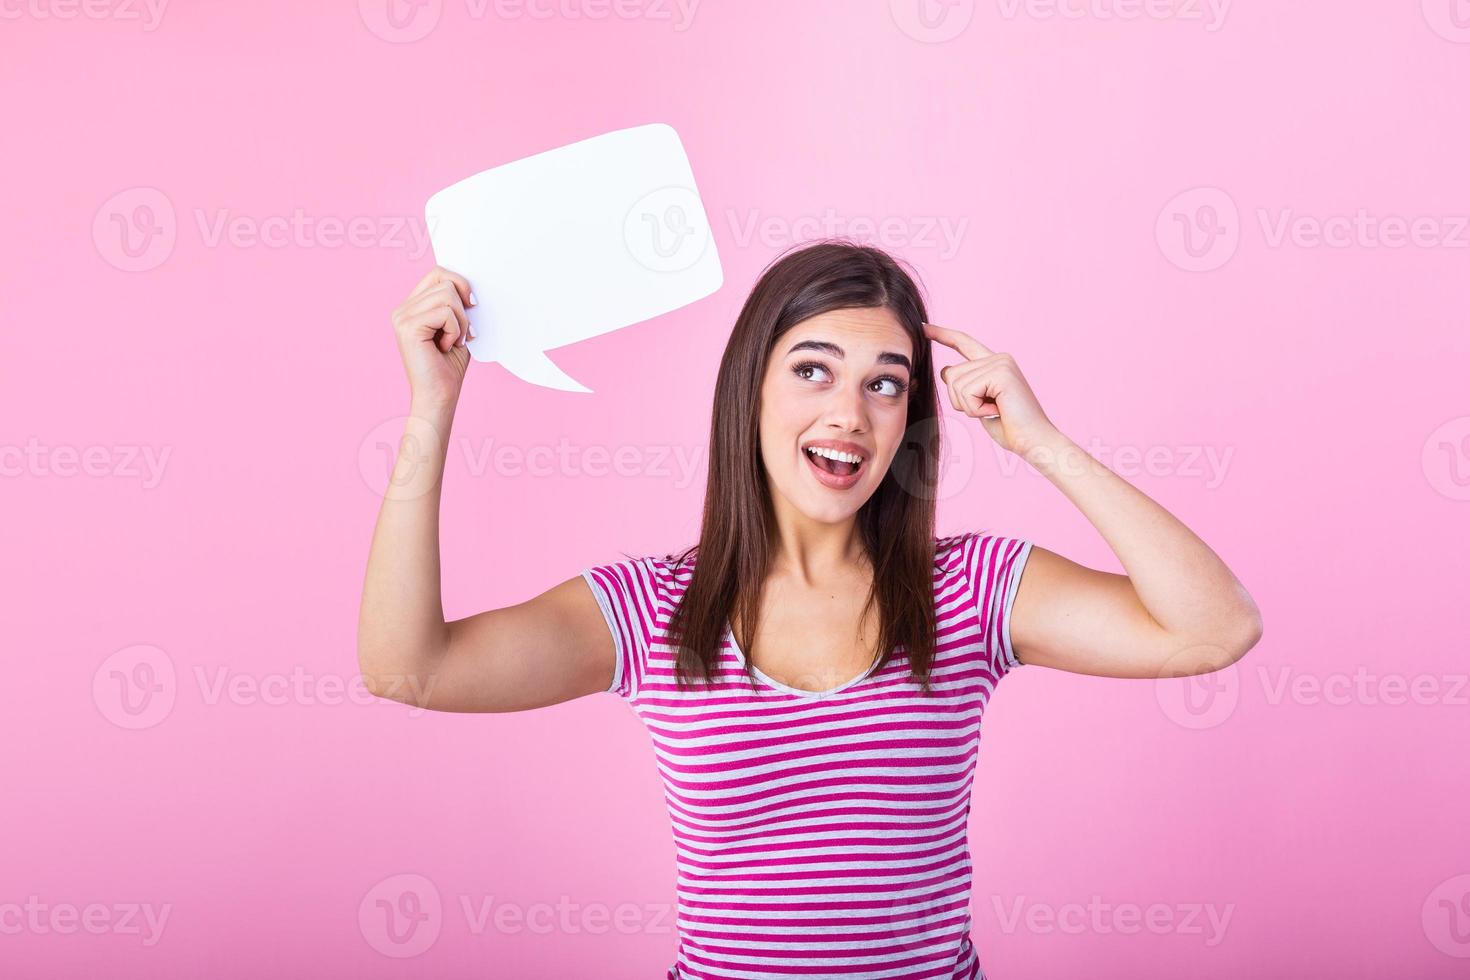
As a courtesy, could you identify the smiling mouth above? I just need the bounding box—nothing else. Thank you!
[803,446,865,478]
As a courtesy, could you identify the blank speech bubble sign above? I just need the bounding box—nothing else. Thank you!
[424,123,723,393]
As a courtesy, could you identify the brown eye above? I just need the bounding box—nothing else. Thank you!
[871,376,910,397]
[792,360,832,383]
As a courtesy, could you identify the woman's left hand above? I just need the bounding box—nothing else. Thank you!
[925,322,1058,457]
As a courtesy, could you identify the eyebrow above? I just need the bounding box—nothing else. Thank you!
[786,339,912,374]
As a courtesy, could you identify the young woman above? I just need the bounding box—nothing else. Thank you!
[358,242,1262,980]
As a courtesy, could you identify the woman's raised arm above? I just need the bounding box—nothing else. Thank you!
[355,267,616,712]
[926,321,1263,679]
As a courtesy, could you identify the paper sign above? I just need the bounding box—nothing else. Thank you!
[424,123,723,392]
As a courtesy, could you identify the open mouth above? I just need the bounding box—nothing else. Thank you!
[802,444,866,488]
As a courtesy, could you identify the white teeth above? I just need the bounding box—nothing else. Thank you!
[805,446,863,465]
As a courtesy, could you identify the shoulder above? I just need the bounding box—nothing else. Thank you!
[935,530,1035,673]
[934,530,1034,589]
[583,546,695,614]
[933,532,972,573]
[934,529,1006,569]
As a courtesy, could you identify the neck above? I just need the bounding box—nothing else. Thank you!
[767,500,867,587]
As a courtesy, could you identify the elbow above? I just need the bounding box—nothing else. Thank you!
[1222,597,1264,666]
[1172,597,1262,677]
[355,642,395,701]
[355,611,450,707]
[356,635,441,708]
[356,636,413,704]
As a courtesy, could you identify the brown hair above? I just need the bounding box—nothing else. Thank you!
[665,240,945,693]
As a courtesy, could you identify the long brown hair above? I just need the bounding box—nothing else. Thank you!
[665,240,945,693]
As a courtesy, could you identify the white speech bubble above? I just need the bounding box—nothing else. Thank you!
[424,123,723,392]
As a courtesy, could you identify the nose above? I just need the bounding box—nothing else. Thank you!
[821,375,869,434]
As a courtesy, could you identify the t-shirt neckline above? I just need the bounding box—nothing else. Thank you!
[724,624,885,700]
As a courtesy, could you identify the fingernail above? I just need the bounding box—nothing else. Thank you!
[468,291,478,307]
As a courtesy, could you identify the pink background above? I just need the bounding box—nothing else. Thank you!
[3,1,1468,976]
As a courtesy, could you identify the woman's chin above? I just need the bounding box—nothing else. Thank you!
[793,486,870,525]
[766,470,873,526]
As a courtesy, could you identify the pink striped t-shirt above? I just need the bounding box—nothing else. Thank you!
[581,531,1033,980]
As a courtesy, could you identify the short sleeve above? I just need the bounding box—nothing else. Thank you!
[580,557,661,700]
[958,532,1034,676]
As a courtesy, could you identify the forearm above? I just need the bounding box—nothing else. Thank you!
[1022,428,1263,652]
[357,400,458,682]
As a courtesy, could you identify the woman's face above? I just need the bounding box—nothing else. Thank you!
[758,306,915,528]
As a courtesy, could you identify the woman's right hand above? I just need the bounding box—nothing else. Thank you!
[391,266,476,410]
[364,264,618,714]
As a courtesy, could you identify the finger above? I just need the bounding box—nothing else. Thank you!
[403,307,461,353]
[436,306,462,352]
[941,370,964,414]
[939,362,978,390]
[946,361,1007,421]
[963,383,1001,419]
[404,281,467,315]
[945,358,993,388]
[972,393,1001,418]
[948,361,1001,417]
[942,360,985,415]
[447,340,472,372]
[410,266,474,307]
[405,300,465,349]
[403,284,469,341]
[411,266,475,309]
[923,322,993,360]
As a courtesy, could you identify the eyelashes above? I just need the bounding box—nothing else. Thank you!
[791,359,911,397]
